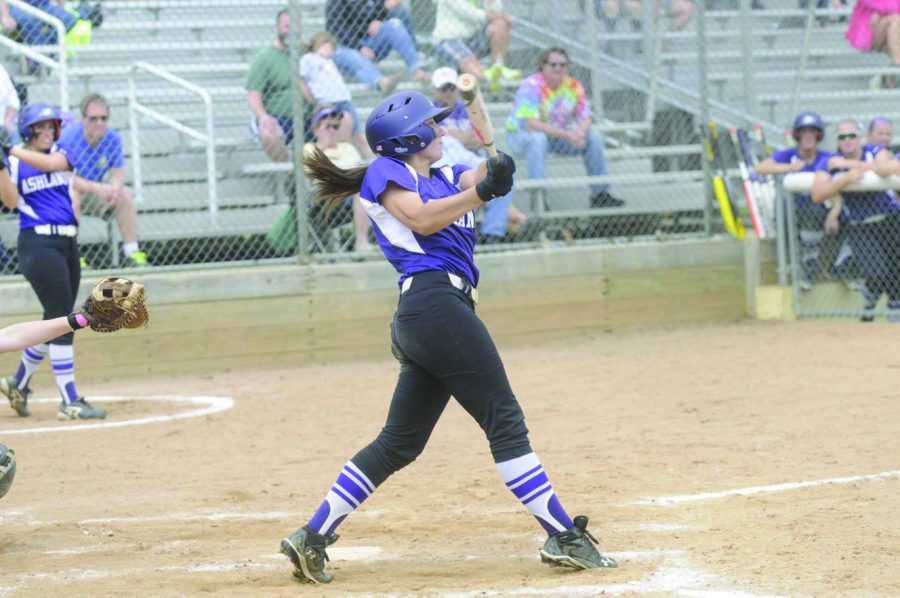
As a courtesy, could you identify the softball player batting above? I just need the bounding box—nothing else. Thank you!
[280,90,616,584]
[0,103,106,420]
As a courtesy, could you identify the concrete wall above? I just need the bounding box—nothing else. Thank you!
[0,239,754,380]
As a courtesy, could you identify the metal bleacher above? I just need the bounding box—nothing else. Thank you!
[0,0,884,265]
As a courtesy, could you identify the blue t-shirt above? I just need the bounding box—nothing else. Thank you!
[9,143,77,229]
[818,144,899,222]
[59,122,124,183]
[359,156,478,287]
[770,148,830,210]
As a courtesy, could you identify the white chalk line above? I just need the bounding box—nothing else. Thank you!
[8,549,771,598]
[0,395,234,435]
[636,468,900,505]
[16,543,781,597]
[78,510,292,525]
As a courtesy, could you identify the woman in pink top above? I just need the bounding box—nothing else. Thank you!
[847,0,900,88]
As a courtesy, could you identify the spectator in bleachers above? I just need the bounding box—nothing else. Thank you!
[301,32,374,160]
[0,0,77,47]
[247,9,300,163]
[0,63,20,143]
[505,47,625,209]
[756,111,834,290]
[58,93,147,267]
[429,67,527,244]
[592,0,695,34]
[811,120,900,321]
[382,0,418,49]
[867,116,893,148]
[303,106,373,252]
[847,0,900,89]
[432,1,522,94]
[325,0,427,90]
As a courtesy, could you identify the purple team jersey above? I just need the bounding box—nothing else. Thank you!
[9,143,77,229]
[818,143,899,222]
[359,156,478,287]
[770,148,830,209]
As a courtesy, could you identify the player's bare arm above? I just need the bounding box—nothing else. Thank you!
[755,157,806,175]
[811,168,863,204]
[380,183,483,236]
[824,195,843,235]
[10,146,70,172]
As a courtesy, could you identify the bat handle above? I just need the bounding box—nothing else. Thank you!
[485,144,497,158]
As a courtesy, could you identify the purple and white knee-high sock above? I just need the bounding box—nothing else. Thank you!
[13,343,48,389]
[306,461,375,537]
[49,344,79,403]
[497,452,574,535]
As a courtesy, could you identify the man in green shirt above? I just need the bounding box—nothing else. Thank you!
[247,9,297,162]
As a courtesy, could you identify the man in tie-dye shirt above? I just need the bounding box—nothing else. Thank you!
[505,46,624,208]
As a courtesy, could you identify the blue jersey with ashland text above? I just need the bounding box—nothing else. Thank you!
[59,122,125,182]
[359,156,478,287]
[9,143,77,229]
[817,143,899,222]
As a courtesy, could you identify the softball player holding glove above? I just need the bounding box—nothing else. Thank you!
[279,90,616,584]
[0,103,106,421]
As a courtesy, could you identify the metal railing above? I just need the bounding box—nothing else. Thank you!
[0,0,69,110]
[127,61,218,220]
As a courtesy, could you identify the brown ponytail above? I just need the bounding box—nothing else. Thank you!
[301,146,368,214]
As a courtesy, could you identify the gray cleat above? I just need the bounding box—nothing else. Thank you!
[1,377,31,417]
[540,515,618,570]
[58,398,107,421]
[279,526,338,584]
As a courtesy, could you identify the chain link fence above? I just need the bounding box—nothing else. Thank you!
[0,0,897,322]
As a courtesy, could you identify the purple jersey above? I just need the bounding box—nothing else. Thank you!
[770,148,830,209]
[819,144,899,222]
[9,143,77,230]
[359,156,478,287]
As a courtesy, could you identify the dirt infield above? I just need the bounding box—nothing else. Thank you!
[1,320,898,597]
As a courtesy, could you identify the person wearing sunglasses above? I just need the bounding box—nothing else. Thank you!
[811,120,900,321]
[506,47,625,211]
[57,92,146,267]
[303,106,373,252]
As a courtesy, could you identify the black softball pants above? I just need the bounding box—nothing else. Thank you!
[352,271,532,488]
[17,229,80,345]
[847,213,900,303]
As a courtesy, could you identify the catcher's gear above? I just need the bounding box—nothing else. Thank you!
[0,443,16,500]
[81,277,149,333]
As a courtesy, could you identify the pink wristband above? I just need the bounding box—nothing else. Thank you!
[67,312,89,330]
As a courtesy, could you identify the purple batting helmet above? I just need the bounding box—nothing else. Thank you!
[365,91,452,157]
[19,103,61,143]
[792,111,824,142]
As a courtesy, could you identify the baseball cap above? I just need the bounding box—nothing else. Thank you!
[311,106,342,126]
[431,67,459,90]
